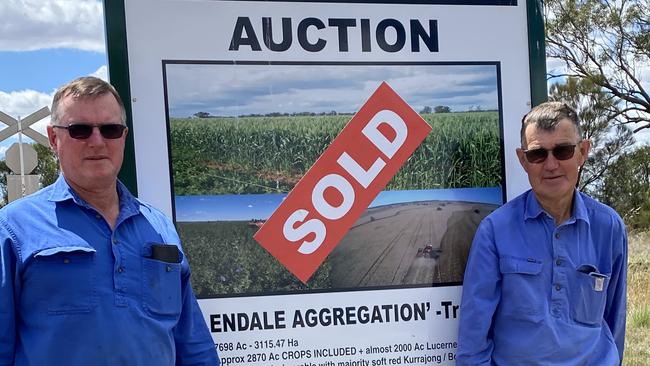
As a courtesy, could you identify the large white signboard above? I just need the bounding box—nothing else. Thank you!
[108,0,541,364]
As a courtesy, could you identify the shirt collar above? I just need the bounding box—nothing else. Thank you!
[47,174,78,203]
[523,189,590,225]
[47,174,141,218]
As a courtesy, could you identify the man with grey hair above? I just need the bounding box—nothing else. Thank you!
[0,76,220,365]
[457,101,627,365]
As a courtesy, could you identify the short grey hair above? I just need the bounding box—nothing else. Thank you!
[520,101,582,148]
[51,76,127,125]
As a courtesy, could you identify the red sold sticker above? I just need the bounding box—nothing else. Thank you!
[254,82,432,283]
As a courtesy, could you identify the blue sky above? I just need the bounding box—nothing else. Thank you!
[175,187,502,222]
[0,0,107,158]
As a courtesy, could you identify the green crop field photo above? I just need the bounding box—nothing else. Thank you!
[170,111,502,196]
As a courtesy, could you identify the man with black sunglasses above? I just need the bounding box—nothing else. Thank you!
[457,102,627,365]
[0,77,219,365]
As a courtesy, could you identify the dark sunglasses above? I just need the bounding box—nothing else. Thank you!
[523,143,579,164]
[53,123,126,140]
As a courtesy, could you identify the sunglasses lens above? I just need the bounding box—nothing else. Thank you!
[67,124,93,139]
[524,148,548,163]
[553,145,576,160]
[524,144,578,164]
[99,124,126,139]
[65,124,125,139]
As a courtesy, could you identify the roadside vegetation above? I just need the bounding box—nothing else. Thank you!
[625,231,650,366]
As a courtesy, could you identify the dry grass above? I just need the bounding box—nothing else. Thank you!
[624,231,650,366]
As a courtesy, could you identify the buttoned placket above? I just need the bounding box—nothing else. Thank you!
[111,228,129,307]
[549,216,574,321]
[87,204,129,308]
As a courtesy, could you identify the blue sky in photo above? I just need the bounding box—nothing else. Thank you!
[175,187,502,222]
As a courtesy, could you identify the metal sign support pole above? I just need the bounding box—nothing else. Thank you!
[17,116,26,197]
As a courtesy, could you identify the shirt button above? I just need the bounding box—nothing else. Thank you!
[95,214,101,219]
[554,233,560,239]
[556,258,562,266]
[555,284,561,291]
[117,267,125,273]
[112,238,118,245]
[63,258,70,264]
[166,265,172,272]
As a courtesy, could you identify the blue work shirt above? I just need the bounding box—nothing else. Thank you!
[0,175,219,365]
[457,190,627,366]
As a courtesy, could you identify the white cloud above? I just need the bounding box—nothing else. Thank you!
[0,89,53,137]
[0,145,9,159]
[166,64,498,117]
[0,0,105,52]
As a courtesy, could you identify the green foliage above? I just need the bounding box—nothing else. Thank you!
[434,105,451,113]
[193,112,212,118]
[545,0,650,132]
[549,77,634,194]
[178,221,331,297]
[598,146,650,230]
[0,161,10,205]
[170,112,502,195]
[32,143,59,187]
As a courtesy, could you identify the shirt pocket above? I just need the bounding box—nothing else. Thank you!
[141,257,183,317]
[498,256,545,322]
[33,246,97,314]
[569,268,610,326]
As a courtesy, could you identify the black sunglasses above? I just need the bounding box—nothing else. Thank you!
[523,143,579,164]
[53,123,126,140]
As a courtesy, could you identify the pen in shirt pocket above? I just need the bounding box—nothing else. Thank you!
[588,272,607,292]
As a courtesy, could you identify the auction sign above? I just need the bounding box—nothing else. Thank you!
[105,0,545,364]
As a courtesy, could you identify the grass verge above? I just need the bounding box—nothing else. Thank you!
[624,231,650,366]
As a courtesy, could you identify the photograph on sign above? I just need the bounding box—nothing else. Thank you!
[165,62,503,297]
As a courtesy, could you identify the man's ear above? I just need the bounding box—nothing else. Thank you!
[516,147,529,173]
[47,125,58,153]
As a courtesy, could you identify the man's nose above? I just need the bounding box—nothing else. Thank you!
[86,126,107,144]
[543,152,560,169]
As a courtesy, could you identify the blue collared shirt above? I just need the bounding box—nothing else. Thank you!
[0,175,219,365]
[457,190,627,366]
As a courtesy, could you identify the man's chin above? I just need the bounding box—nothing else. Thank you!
[536,185,573,200]
[75,171,119,187]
